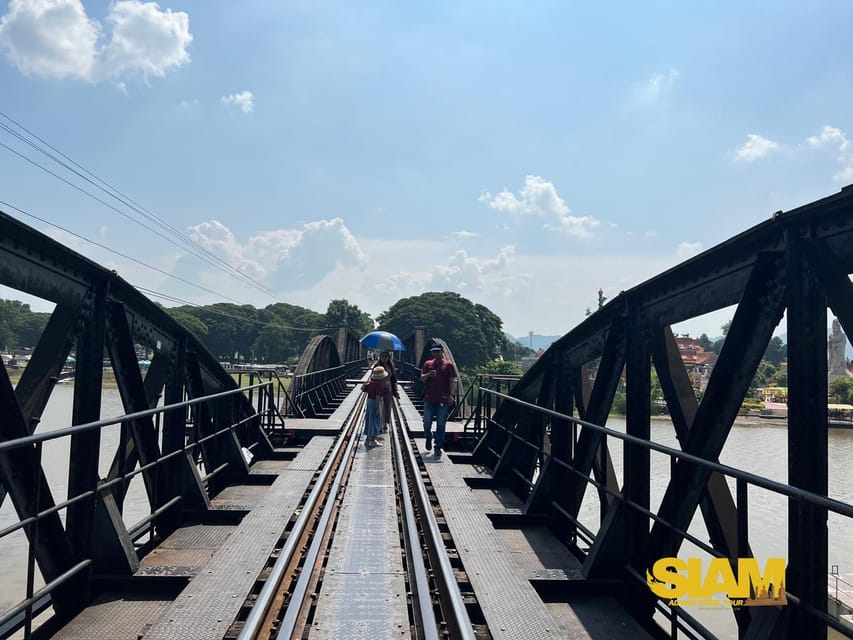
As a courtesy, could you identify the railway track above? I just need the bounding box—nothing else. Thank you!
[230,379,486,639]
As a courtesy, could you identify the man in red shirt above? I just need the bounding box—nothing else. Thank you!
[420,342,457,456]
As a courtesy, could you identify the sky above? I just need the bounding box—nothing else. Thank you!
[2,1,853,342]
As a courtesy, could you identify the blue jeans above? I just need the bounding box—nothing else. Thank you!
[365,398,381,437]
[423,401,449,449]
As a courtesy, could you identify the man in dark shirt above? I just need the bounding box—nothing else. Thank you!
[420,342,457,456]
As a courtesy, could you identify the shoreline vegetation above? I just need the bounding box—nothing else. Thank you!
[6,369,777,423]
[4,369,281,392]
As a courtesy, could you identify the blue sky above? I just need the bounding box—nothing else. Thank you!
[2,1,853,340]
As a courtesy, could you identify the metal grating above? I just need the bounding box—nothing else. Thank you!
[309,435,410,639]
[50,592,174,640]
[423,457,652,638]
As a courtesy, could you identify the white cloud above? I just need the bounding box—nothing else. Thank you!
[0,0,100,78]
[479,175,600,238]
[647,69,679,98]
[186,217,366,291]
[734,134,779,162]
[805,125,853,181]
[676,241,703,259]
[806,125,850,153]
[632,68,679,105]
[451,230,478,239]
[101,1,191,79]
[221,91,255,114]
[0,0,192,83]
[429,246,516,292]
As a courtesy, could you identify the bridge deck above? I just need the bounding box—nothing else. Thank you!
[399,397,652,639]
[52,438,334,640]
[51,387,650,640]
[309,423,410,638]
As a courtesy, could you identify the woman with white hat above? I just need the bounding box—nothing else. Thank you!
[362,366,389,447]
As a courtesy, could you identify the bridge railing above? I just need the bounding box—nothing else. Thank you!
[474,387,853,639]
[230,368,301,427]
[398,361,470,422]
[462,374,521,435]
[290,359,363,418]
[0,382,273,639]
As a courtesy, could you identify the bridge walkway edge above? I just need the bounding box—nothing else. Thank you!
[49,437,335,640]
[397,394,653,639]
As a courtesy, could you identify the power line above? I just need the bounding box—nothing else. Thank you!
[0,199,244,304]
[0,112,280,299]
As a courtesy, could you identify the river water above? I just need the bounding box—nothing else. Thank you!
[577,416,853,638]
[1,388,852,638]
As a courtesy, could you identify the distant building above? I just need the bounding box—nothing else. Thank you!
[519,349,546,373]
[675,336,718,392]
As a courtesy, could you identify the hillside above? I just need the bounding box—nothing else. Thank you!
[505,332,562,352]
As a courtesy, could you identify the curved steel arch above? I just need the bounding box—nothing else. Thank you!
[291,335,351,418]
[295,334,342,375]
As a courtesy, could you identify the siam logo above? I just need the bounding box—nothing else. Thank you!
[646,557,787,608]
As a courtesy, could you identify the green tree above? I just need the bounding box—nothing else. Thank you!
[753,361,778,388]
[501,339,534,362]
[770,364,788,387]
[252,325,297,363]
[478,360,523,376]
[170,303,260,361]
[166,308,209,339]
[324,299,374,337]
[0,299,50,350]
[764,336,787,366]
[830,377,853,404]
[699,333,714,352]
[258,303,326,362]
[377,292,506,370]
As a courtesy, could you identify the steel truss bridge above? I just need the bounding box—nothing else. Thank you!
[0,185,852,639]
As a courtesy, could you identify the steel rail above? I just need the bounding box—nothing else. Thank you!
[236,385,366,640]
[274,396,365,638]
[396,401,477,639]
[390,403,441,640]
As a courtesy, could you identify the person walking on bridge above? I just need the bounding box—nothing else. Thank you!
[373,350,400,432]
[362,366,388,447]
[420,342,457,457]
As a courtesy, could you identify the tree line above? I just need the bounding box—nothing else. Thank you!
[0,293,534,373]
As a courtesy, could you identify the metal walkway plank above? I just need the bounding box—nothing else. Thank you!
[139,436,335,640]
[423,457,652,639]
[309,433,410,639]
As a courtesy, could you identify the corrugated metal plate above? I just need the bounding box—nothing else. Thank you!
[250,459,291,474]
[423,457,651,638]
[151,523,235,550]
[210,484,269,510]
[286,436,336,470]
[51,592,173,640]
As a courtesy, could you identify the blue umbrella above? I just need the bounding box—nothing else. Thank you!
[360,330,406,352]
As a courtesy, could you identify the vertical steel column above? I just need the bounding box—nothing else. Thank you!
[66,283,107,598]
[624,295,651,617]
[786,233,828,639]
